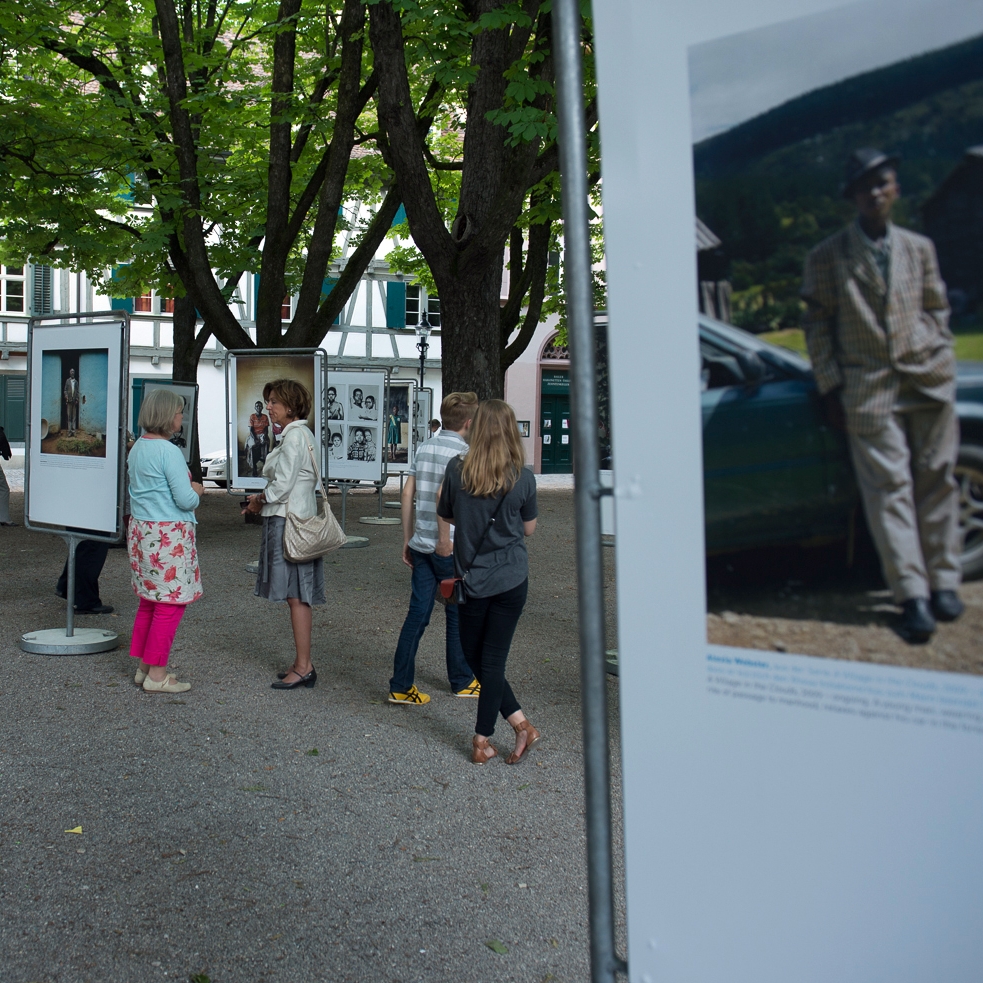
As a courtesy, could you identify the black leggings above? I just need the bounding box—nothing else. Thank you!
[458,579,528,737]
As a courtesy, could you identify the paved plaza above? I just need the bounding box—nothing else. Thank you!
[0,481,625,983]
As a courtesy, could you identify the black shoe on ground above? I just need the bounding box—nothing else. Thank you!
[930,590,964,623]
[898,598,935,644]
[54,588,67,599]
[75,604,114,615]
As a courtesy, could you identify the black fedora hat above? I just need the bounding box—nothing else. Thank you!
[842,147,900,198]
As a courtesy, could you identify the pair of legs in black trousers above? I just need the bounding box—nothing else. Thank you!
[458,579,528,737]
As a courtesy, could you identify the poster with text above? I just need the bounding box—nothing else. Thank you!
[27,319,126,534]
[593,0,983,980]
[142,380,199,464]
[228,351,323,492]
[325,369,387,482]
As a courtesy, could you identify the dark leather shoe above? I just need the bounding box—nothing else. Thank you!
[899,598,935,644]
[271,667,316,690]
[931,590,964,623]
[75,604,114,615]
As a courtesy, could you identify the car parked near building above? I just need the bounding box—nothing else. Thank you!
[199,450,228,488]
[700,314,983,578]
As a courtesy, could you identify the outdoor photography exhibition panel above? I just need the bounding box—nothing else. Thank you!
[227,351,324,492]
[27,319,125,534]
[324,369,387,482]
[592,0,983,980]
[141,380,199,464]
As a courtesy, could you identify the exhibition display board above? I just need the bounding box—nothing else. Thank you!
[325,368,388,483]
[414,388,433,447]
[226,350,325,492]
[25,313,128,537]
[592,0,983,980]
[383,378,416,474]
[140,379,199,464]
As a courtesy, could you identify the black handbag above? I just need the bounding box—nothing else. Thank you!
[437,491,508,606]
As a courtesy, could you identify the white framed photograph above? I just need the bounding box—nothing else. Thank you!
[26,317,126,534]
[593,1,983,979]
[325,369,387,482]
[384,379,416,473]
[227,350,324,492]
[141,380,198,464]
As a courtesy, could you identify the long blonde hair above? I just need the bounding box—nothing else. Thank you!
[460,399,525,497]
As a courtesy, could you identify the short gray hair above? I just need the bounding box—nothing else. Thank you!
[139,388,185,436]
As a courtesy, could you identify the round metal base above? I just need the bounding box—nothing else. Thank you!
[21,627,120,656]
[359,516,401,525]
[342,535,369,549]
[383,500,401,509]
[245,561,259,574]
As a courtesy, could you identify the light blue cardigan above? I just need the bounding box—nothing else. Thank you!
[128,437,200,523]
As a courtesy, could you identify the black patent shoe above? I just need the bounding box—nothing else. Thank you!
[931,590,964,623]
[898,598,936,644]
[271,667,317,690]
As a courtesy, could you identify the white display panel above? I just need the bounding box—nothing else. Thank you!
[414,388,433,447]
[325,369,387,483]
[591,1,983,980]
[381,378,416,475]
[227,350,324,492]
[27,320,125,535]
[141,380,198,464]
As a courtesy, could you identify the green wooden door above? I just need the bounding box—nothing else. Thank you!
[540,394,572,473]
[0,374,26,442]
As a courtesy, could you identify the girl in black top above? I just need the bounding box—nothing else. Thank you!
[436,399,540,764]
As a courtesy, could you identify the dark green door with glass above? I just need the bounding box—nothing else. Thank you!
[540,393,572,473]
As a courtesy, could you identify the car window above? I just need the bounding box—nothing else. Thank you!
[700,340,745,390]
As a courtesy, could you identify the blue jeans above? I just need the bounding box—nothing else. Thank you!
[389,548,472,694]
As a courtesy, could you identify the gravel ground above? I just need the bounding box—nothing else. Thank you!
[707,542,983,676]
[0,484,625,983]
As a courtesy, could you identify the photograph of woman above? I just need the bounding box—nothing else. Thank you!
[242,379,325,690]
[387,404,401,461]
[436,399,540,764]
[358,393,378,421]
[126,388,204,694]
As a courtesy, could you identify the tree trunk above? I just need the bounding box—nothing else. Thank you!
[171,295,206,481]
[438,263,506,399]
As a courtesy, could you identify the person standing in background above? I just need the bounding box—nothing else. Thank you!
[388,392,480,706]
[801,148,962,643]
[0,424,14,526]
[63,368,79,436]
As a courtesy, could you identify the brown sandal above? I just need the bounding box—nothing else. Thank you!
[471,735,498,764]
[506,719,541,765]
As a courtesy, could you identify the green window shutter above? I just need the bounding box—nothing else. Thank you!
[131,378,146,433]
[321,278,341,326]
[386,282,406,328]
[1,374,27,442]
[391,204,407,228]
[32,265,53,315]
[111,297,134,313]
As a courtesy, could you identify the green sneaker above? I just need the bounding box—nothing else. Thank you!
[388,685,431,705]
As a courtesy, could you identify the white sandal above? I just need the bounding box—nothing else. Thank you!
[142,673,191,694]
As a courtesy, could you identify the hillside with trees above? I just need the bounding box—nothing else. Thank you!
[693,34,983,333]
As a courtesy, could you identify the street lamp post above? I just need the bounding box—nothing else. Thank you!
[415,311,431,391]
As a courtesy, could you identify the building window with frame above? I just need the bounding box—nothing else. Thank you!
[1,267,26,313]
[135,292,153,313]
[405,285,440,327]
[281,295,291,321]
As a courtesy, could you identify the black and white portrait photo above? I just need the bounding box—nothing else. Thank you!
[326,385,345,421]
[346,425,377,462]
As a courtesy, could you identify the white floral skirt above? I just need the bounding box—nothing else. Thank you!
[128,519,203,604]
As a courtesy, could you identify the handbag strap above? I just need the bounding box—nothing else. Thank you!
[459,487,509,580]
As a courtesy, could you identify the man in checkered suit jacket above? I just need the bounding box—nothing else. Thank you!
[801,148,963,642]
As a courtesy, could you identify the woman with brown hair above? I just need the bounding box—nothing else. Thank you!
[436,399,540,764]
[242,379,324,690]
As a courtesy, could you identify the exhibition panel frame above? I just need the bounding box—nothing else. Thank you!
[225,349,326,494]
[24,311,129,541]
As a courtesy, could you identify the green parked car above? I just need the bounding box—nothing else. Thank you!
[700,315,983,578]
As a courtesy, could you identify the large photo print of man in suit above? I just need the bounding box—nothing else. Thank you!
[690,0,983,672]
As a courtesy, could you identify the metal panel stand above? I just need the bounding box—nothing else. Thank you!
[361,479,400,525]
[554,0,627,979]
[21,534,119,655]
[338,482,369,548]
[384,471,404,509]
